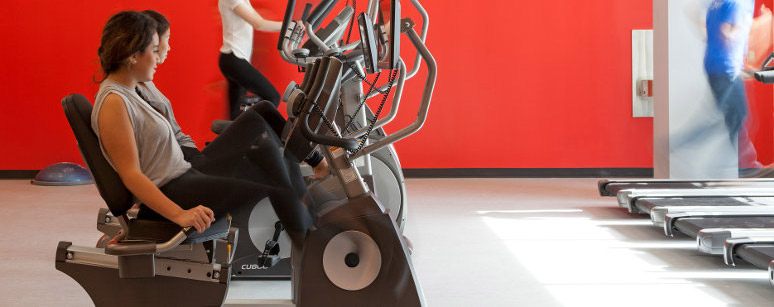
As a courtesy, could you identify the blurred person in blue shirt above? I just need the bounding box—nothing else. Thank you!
[704,0,769,171]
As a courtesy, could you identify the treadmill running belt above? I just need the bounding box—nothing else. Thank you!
[673,216,774,238]
[635,197,752,214]
[735,244,774,270]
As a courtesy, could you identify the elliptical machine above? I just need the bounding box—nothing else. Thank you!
[229,0,424,279]
[230,0,437,294]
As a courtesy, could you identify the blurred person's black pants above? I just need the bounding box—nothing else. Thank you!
[708,75,760,168]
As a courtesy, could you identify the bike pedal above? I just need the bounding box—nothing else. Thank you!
[258,254,281,268]
[264,240,280,255]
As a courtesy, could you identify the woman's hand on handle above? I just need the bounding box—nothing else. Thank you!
[172,205,216,233]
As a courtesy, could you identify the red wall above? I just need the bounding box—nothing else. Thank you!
[747,0,774,166]
[1,0,772,170]
[748,80,774,166]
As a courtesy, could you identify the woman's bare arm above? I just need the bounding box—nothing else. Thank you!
[98,93,214,232]
[233,3,283,32]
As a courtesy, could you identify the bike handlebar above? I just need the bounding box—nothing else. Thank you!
[297,57,361,151]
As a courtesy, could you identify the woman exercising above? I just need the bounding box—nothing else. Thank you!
[218,0,282,120]
[92,11,311,242]
[138,10,328,179]
[216,2,329,176]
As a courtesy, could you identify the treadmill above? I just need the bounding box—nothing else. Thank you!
[724,237,774,269]
[647,58,774,264]
[605,183,774,258]
[661,212,774,265]
[716,54,774,272]
[598,178,774,197]
[594,54,774,287]
[617,188,774,214]
[697,228,774,254]
[605,54,774,214]
[610,189,774,261]
[651,203,774,227]
[664,212,774,239]
[718,237,774,289]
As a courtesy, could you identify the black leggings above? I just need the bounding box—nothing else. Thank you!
[141,106,313,241]
[251,100,323,167]
[218,53,323,166]
[219,52,280,120]
[183,101,323,169]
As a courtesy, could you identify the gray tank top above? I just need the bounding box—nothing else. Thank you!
[92,79,191,187]
[136,82,197,149]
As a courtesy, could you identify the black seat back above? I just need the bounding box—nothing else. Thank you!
[63,94,230,244]
[62,94,134,217]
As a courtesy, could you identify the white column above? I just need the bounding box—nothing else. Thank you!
[653,0,737,179]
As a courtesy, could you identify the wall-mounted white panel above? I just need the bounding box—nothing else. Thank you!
[632,30,654,118]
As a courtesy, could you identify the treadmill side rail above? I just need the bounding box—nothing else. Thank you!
[664,212,774,237]
[598,179,613,197]
[619,188,774,212]
[768,260,774,287]
[723,237,774,267]
[601,178,774,198]
[695,228,774,255]
[652,206,774,227]
[617,190,635,210]
[696,229,732,255]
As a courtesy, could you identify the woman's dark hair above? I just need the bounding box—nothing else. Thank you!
[96,11,158,81]
[141,10,169,36]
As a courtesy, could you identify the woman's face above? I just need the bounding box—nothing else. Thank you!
[158,29,171,64]
[131,33,160,82]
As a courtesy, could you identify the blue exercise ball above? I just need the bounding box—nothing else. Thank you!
[31,162,93,186]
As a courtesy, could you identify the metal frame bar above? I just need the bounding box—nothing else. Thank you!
[664,212,774,237]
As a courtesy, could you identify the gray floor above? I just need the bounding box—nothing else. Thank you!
[2,178,774,306]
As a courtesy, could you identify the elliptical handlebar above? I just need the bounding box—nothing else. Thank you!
[754,51,774,84]
[278,0,428,77]
[405,0,429,79]
[299,109,360,151]
[307,0,339,29]
[280,1,436,157]
[348,58,407,138]
[297,56,361,151]
[304,21,333,55]
[352,18,436,159]
[755,69,774,83]
[277,0,297,51]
